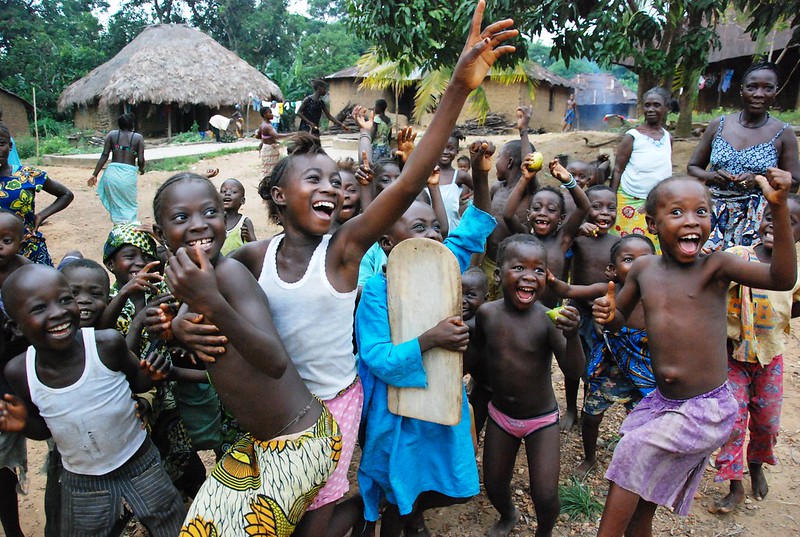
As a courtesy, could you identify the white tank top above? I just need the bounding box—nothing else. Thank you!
[258,234,358,400]
[26,328,146,475]
[436,181,463,231]
[619,128,673,199]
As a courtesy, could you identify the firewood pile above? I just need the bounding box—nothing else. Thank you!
[456,113,513,135]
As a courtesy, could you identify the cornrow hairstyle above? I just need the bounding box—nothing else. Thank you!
[743,60,782,86]
[535,185,566,215]
[610,233,655,264]
[496,233,547,267]
[257,133,329,225]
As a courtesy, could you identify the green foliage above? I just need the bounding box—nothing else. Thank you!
[547,58,601,79]
[735,0,800,47]
[559,478,603,521]
[40,136,77,156]
[692,107,800,124]
[13,138,37,160]
[34,118,75,138]
[294,23,367,88]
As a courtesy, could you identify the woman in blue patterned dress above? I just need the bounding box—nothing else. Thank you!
[0,122,73,265]
[688,62,800,251]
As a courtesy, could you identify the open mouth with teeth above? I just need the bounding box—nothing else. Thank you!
[516,286,536,304]
[677,233,701,255]
[313,201,335,219]
[532,219,553,234]
[48,322,73,338]
[79,309,95,321]
[595,218,612,229]
[187,238,215,251]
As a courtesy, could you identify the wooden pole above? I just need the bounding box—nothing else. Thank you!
[33,87,39,160]
[167,103,172,139]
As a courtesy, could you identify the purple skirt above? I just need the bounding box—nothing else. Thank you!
[605,383,737,515]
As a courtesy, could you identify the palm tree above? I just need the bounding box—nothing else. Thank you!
[356,49,537,126]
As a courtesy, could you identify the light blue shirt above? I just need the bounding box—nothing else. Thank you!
[355,205,496,520]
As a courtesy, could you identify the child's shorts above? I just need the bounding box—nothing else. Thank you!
[59,439,185,537]
[0,430,26,491]
[605,383,737,516]
[583,362,642,416]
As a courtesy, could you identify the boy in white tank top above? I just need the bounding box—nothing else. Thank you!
[0,265,185,537]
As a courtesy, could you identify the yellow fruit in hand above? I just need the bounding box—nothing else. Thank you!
[526,152,544,172]
[545,306,566,324]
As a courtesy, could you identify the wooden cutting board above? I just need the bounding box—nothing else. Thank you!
[386,238,463,425]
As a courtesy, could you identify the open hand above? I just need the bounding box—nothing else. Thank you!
[352,105,374,132]
[140,351,172,382]
[119,260,163,298]
[0,394,27,432]
[165,244,218,308]
[395,127,417,163]
[549,158,571,184]
[451,0,518,92]
[355,151,375,186]
[592,281,616,325]
[88,175,98,187]
[756,168,792,205]
[427,166,441,187]
[468,140,495,172]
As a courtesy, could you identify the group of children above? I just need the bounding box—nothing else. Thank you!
[0,4,797,537]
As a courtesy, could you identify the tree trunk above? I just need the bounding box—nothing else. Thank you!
[636,69,660,116]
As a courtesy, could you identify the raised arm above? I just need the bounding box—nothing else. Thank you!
[550,158,590,250]
[469,140,494,213]
[720,168,797,290]
[427,167,449,238]
[517,105,534,157]
[502,166,534,235]
[322,100,348,131]
[335,1,517,261]
[548,272,608,300]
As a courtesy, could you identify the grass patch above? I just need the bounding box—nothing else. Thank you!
[144,147,253,173]
[559,477,603,521]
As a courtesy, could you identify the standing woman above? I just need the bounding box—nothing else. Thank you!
[688,61,800,251]
[258,107,292,182]
[297,79,349,137]
[611,87,673,252]
[88,113,145,224]
[0,122,73,266]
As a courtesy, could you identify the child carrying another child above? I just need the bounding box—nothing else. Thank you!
[355,141,496,536]
[150,173,342,535]
[710,195,800,513]
[592,170,797,536]
[219,178,256,256]
[468,234,585,537]
[549,234,655,479]
[0,265,186,536]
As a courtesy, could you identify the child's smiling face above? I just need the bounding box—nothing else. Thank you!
[156,179,227,260]
[439,136,459,167]
[0,214,22,266]
[106,245,154,286]
[610,239,653,284]
[498,241,547,310]
[273,154,343,236]
[528,190,563,237]
[646,179,711,262]
[338,171,360,223]
[759,198,800,251]
[567,162,592,189]
[586,190,617,234]
[461,272,488,321]
[380,201,442,254]
[64,267,109,328]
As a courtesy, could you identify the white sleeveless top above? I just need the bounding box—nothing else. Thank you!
[620,128,672,199]
[26,328,146,475]
[258,234,358,400]
[436,181,463,231]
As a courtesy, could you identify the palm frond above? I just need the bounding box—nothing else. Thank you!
[356,50,414,92]
[412,68,451,123]
[467,86,490,124]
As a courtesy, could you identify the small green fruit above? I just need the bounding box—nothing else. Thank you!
[546,306,566,324]
[526,151,544,172]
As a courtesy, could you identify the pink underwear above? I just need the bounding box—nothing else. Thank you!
[488,402,559,439]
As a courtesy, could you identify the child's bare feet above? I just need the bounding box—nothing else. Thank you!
[560,408,578,432]
[750,462,769,500]
[573,459,597,481]
[488,507,519,537]
[708,480,744,514]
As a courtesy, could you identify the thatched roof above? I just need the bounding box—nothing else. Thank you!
[58,24,282,112]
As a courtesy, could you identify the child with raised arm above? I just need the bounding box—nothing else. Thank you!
[502,157,590,308]
[355,142,495,536]
[436,130,473,230]
[480,107,535,300]
[149,173,341,536]
[592,170,797,536]
[710,196,800,514]
[549,234,655,479]
[561,184,619,430]
[468,234,585,537]
[185,10,515,535]
[219,178,256,255]
[0,265,185,536]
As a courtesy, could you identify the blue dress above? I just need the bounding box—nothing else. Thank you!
[0,165,51,265]
[355,205,496,521]
[705,116,789,251]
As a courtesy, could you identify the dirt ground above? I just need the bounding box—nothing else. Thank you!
[11,130,800,536]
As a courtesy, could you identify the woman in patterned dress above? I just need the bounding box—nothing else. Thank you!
[0,122,73,266]
[688,61,800,251]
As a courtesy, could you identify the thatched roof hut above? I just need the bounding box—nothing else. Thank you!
[58,24,283,136]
